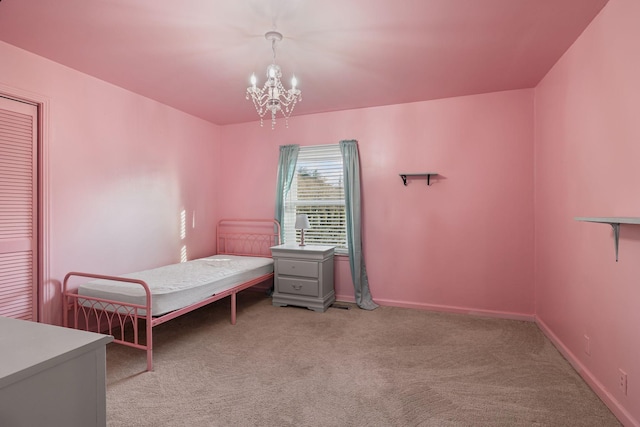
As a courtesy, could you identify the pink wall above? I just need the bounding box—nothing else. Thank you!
[534,0,640,424]
[220,89,535,318]
[0,41,222,325]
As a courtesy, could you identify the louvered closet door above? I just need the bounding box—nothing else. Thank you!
[0,96,38,320]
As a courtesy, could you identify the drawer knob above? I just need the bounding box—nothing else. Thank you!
[292,284,302,290]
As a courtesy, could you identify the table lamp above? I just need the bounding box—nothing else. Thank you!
[295,214,311,246]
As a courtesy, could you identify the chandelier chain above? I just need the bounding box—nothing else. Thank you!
[272,38,277,62]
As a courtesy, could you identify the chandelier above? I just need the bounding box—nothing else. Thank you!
[246,31,302,129]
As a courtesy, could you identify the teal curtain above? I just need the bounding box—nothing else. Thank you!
[274,144,299,243]
[339,140,378,310]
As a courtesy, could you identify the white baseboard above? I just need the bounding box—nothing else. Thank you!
[366,297,535,322]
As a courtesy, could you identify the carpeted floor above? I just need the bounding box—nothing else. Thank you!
[106,292,620,426]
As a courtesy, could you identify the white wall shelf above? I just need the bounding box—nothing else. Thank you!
[399,173,438,186]
[574,217,640,262]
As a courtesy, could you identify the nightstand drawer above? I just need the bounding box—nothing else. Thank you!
[277,277,318,297]
[277,259,318,278]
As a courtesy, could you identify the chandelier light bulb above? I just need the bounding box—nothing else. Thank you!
[246,30,302,129]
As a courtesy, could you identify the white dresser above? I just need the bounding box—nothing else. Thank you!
[0,317,113,427]
[270,243,335,312]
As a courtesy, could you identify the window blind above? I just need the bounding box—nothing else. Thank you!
[283,145,347,251]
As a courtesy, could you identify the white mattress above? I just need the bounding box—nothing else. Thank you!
[77,255,273,316]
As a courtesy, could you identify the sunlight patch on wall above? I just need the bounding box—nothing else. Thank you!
[180,209,187,262]
[180,209,187,240]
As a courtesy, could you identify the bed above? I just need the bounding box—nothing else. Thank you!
[62,219,280,371]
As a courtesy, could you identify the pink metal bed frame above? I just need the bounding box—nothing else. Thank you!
[62,219,280,372]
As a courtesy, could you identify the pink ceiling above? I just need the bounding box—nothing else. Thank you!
[0,0,608,125]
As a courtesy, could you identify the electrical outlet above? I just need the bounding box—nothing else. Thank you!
[619,369,628,395]
[584,334,590,356]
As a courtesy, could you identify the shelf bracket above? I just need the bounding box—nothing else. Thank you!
[611,222,620,262]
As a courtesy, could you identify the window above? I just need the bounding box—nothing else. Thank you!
[283,145,347,253]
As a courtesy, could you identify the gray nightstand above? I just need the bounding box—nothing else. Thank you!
[270,243,335,312]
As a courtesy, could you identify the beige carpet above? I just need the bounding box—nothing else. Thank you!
[106,292,620,426]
